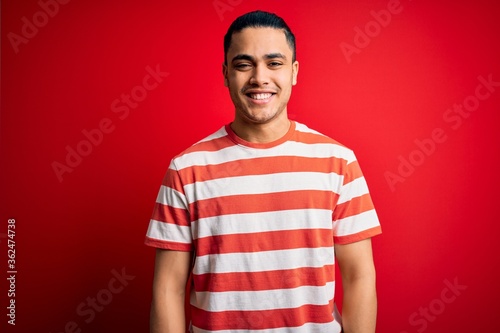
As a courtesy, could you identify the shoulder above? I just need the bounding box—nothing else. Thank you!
[175,126,228,156]
[294,121,345,146]
[170,125,234,170]
[293,121,357,164]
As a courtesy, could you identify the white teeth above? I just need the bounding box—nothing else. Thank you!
[249,93,272,100]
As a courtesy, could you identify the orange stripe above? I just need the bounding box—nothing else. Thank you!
[332,193,374,221]
[161,167,185,190]
[151,203,190,226]
[191,301,335,330]
[334,226,382,245]
[196,229,333,256]
[177,155,346,185]
[175,134,233,156]
[190,190,337,221]
[293,129,345,146]
[193,265,335,292]
[343,160,363,184]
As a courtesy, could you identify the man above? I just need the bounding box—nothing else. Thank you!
[146,10,381,333]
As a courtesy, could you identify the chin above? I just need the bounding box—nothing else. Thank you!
[246,112,281,124]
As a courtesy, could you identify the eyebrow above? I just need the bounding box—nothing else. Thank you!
[231,53,287,63]
[264,53,286,60]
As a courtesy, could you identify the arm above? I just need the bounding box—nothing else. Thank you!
[335,238,377,333]
[150,248,192,333]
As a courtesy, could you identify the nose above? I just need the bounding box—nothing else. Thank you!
[249,64,269,86]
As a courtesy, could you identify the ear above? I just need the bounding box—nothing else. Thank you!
[292,61,299,86]
[222,63,229,87]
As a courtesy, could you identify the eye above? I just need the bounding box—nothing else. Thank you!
[234,63,252,70]
[268,61,283,68]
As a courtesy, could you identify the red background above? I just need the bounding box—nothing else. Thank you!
[2,0,500,332]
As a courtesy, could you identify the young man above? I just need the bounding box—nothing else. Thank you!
[146,10,381,333]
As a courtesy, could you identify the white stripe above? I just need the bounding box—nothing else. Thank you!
[193,247,334,275]
[332,209,379,235]
[294,122,317,133]
[195,126,227,143]
[146,219,192,243]
[193,282,334,312]
[193,209,333,239]
[295,122,356,164]
[184,172,342,203]
[175,141,354,170]
[295,122,329,137]
[192,321,341,333]
[337,176,369,205]
[156,185,188,209]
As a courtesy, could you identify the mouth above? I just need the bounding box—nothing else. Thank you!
[244,92,276,104]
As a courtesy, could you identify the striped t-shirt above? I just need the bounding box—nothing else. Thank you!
[145,121,381,332]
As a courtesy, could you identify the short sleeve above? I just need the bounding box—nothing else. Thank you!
[332,156,381,244]
[144,160,193,251]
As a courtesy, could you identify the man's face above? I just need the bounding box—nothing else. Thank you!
[223,27,299,126]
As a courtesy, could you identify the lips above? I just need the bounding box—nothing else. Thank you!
[248,93,273,100]
[244,90,276,103]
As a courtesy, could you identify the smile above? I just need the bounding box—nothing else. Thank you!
[244,91,276,104]
[248,93,273,100]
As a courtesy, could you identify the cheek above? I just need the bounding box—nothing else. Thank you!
[228,75,246,91]
[228,82,241,96]
[279,76,294,93]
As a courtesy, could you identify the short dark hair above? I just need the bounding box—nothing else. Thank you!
[223,10,296,64]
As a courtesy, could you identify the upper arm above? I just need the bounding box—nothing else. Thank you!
[152,249,192,296]
[334,239,376,282]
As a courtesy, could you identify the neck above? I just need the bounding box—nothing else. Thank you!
[230,114,291,144]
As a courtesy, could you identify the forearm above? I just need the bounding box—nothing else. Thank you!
[150,249,191,333]
[341,275,377,333]
[150,290,186,333]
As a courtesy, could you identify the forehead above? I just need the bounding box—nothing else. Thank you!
[228,27,291,58]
